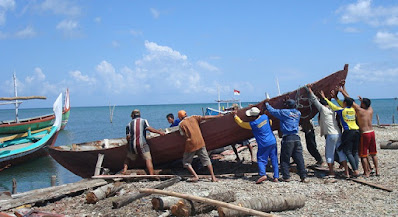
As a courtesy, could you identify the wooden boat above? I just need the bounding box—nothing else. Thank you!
[0,93,63,168]
[0,89,70,134]
[48,65,349,178]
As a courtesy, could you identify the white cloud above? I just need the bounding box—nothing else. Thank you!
[94,16,101,23]
[150,8,159,19]
[337,0,398,27]
[374,31,398,49]
[351,63,398,83]
[96,61,126,94]
[197,60,219,72]
[25,67,46,83]
[69,70,96,85]
[0,30,7,39]
[40,0,80,17]
[136,41,187,65]
[56,19,78,31]
[111,40,120,48]
[130,29,142,36]
[15,26,36,38]
[343,27,360,33]
[0,0,15,25]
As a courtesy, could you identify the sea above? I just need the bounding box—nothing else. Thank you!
[0,99,397,193]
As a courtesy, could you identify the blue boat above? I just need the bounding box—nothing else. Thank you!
[0,93,63,169]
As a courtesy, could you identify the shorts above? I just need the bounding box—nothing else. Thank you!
[183,146,211,168]
[359,131,377,157]
[126,142,152,161]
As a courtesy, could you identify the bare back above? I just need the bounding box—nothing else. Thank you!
[355,105,373,132]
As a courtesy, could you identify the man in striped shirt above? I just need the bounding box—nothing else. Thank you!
[123,109,165,175]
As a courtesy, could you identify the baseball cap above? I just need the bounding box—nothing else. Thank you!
[285,99,296,108]
[245,107,260,117]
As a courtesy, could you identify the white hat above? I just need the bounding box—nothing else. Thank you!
[245,107,260,117]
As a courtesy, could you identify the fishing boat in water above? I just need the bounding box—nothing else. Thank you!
[0,93,63,168]
[48,64,349,178]
[0,74,70,135]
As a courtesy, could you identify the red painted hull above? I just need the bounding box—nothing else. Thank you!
[49,65,349,178]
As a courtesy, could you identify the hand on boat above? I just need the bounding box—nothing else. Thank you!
[320,90,326,98]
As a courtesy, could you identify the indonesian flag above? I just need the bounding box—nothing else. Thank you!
[234,89,240,96]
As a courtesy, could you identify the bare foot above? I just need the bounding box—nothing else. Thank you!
[211,177,219,182]
[256,175,268,184]
[272,178,279,182]
[187,177,199,183]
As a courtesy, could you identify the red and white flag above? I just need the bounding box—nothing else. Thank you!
[234,89,240,96]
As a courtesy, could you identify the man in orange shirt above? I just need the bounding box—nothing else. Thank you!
[178,110,219,182]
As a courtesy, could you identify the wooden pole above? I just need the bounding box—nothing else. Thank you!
[349,178,393,192]
[0,96,47,101]
[51,175,56,187]
[139,188,276,217]
[112,176,181,209]
[92,174,178,179]
[12,178,17,194]
[376,114,380,126]
[94,154,104,176]
[393,114,395,124]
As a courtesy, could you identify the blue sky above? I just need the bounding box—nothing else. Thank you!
[0,0,397,108]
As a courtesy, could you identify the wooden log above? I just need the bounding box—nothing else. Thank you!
[92,174,177,180]
[0,179,108,211]
[0,96,46,101]
[94,154,104,176]
[86,182,123,204]
[158,210,171,217]
[139,188,276,217]
[51,175,56,187]
[380,140,398,149]
[152,191,211,211]
[217,194,305,217]
[172,191,236,216]
[112,176,181,209]
[152,196,181,210]
[349,178,393,192]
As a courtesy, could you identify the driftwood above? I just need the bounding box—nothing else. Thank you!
[92,174,178,180]
[171,191,236,216]
[94,154,105,176]
[86,182,123,204]
[152,196,181,210]
[112,176,181,209]
[152,191,211,210]
[217,194,305,217]
[0,96,46,101]
[0,179,108,211]
[139,188,276,217]
[349,178,393,192]
[380,140,398,149]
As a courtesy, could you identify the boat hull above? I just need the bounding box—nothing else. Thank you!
[0,129,59,168]
[49,65,349,178]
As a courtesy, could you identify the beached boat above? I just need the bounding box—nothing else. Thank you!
[0,89,70,135]
[0,93,63,168]
[48,65,349,178]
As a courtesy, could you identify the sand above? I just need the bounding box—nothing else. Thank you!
[5,125,398,217]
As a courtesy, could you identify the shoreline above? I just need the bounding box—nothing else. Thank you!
[1,125,397,216]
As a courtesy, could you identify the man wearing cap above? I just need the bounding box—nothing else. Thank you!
[178,110,219,182]
[123,109,165,175]
[233,107,279,183]
[265,99,309,183]
[339,86,379,177]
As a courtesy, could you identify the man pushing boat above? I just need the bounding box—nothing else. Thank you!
[123,109,165,175]
[178,110,219,182]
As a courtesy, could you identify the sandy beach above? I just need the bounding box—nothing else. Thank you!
[4,125,398,217]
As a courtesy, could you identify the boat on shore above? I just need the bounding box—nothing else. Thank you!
[0,93,63,168]
[0,89,70,135]
[48,65,349,178]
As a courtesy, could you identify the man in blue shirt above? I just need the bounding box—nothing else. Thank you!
[233,107,279,183]
[265,99,308,183]
[166,113,181,127]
